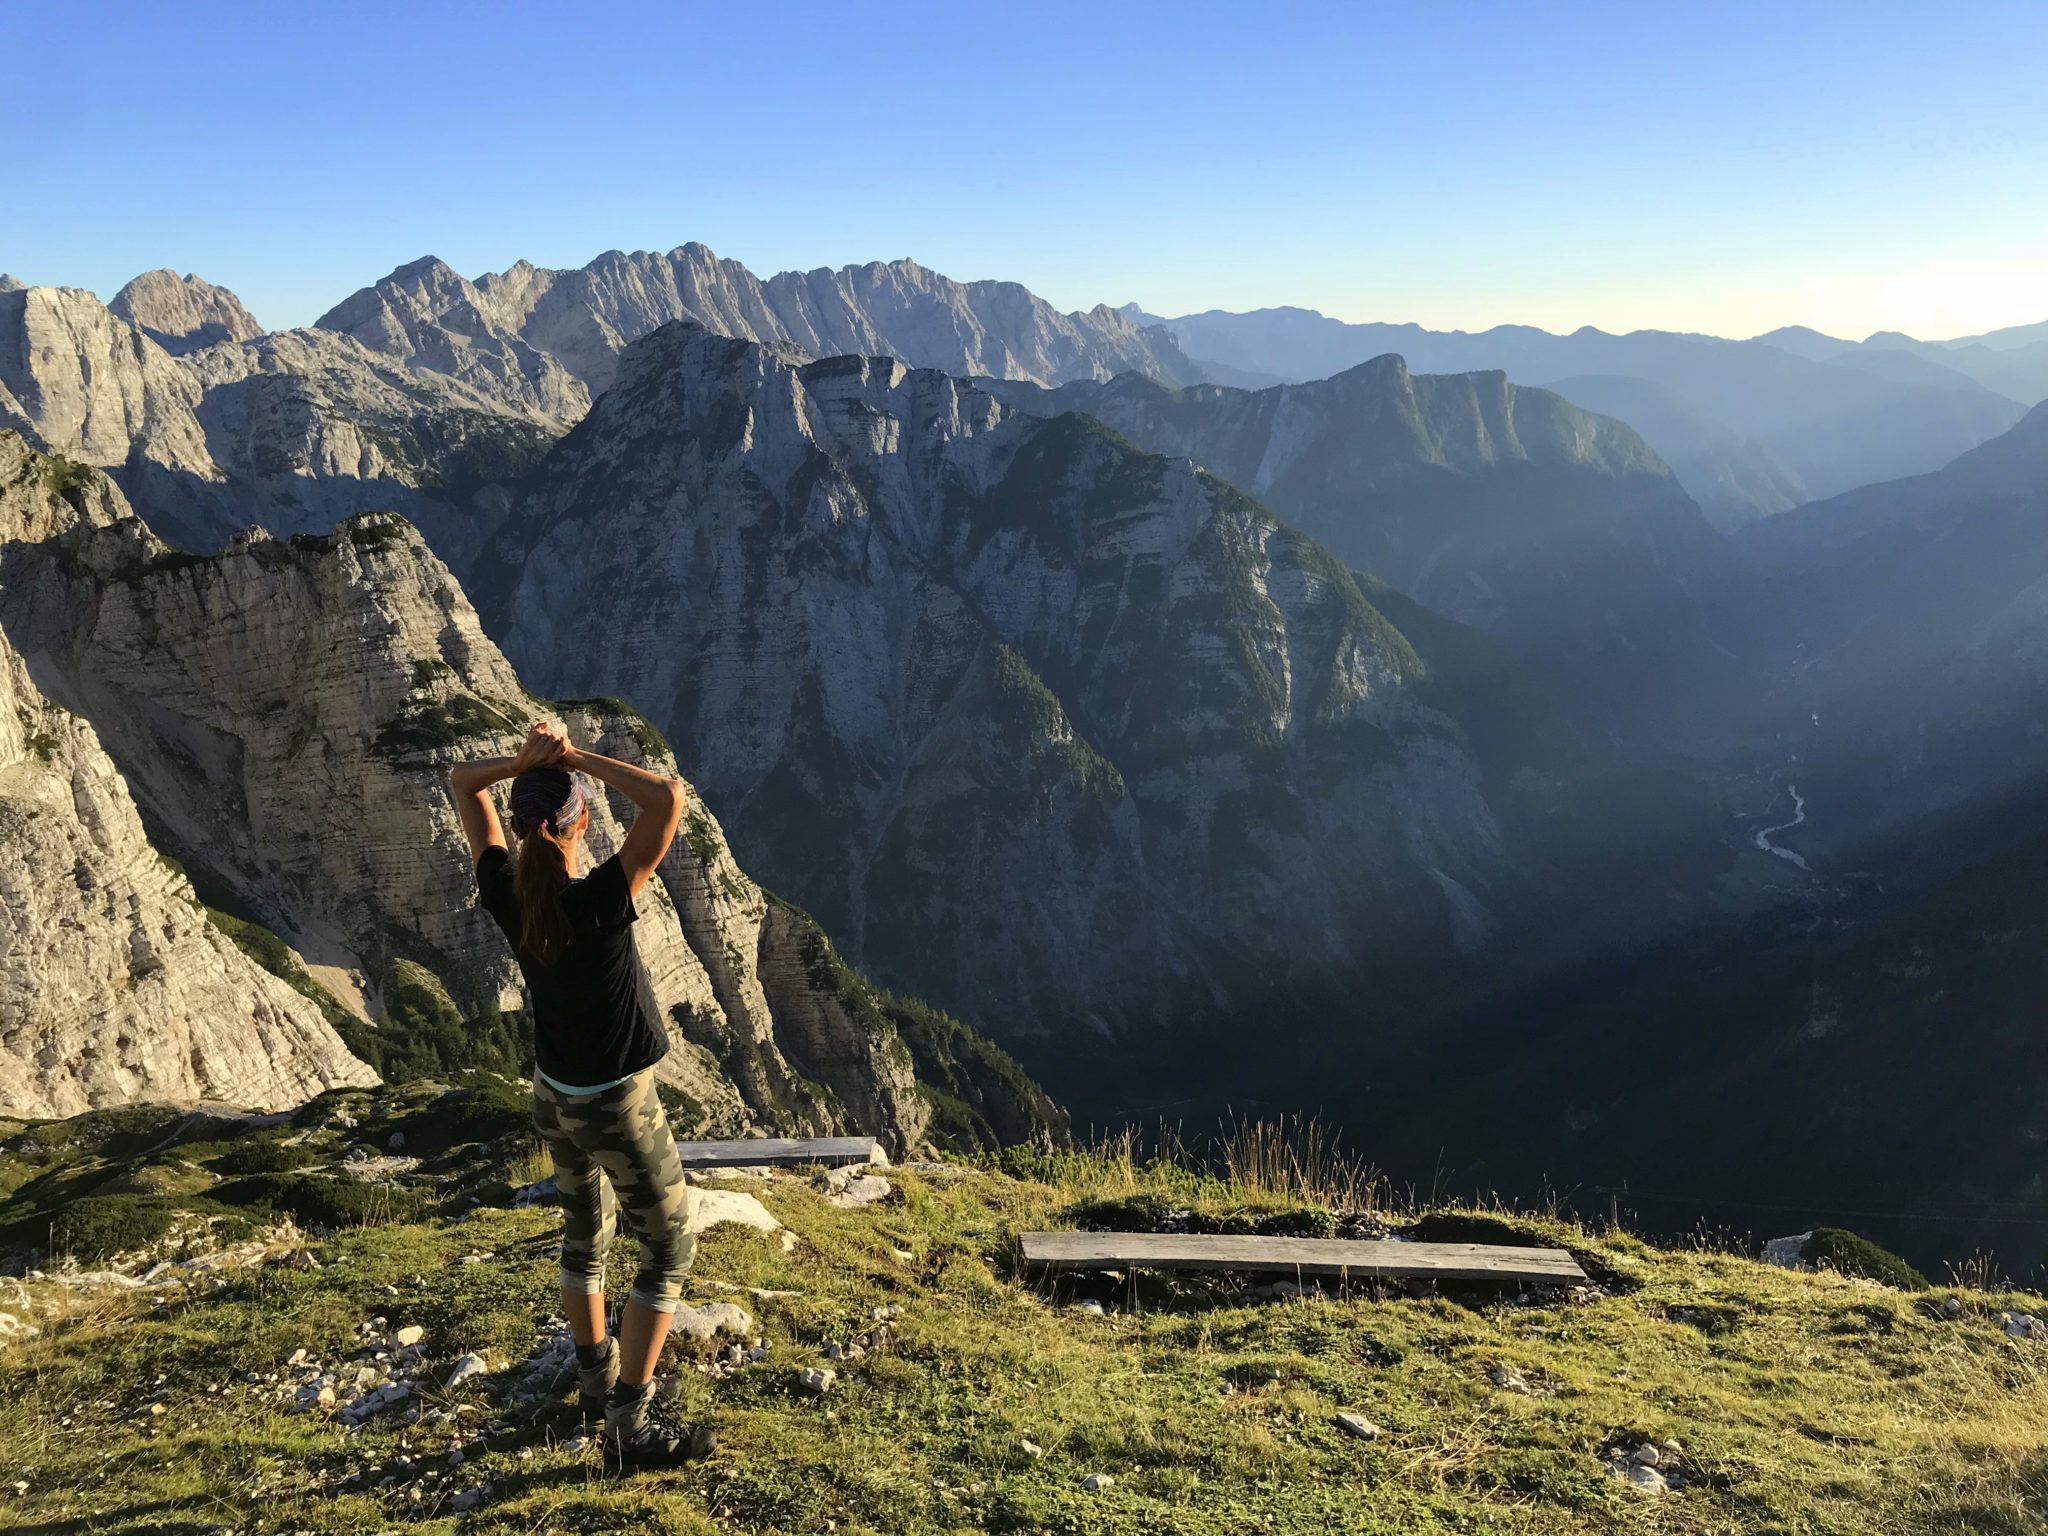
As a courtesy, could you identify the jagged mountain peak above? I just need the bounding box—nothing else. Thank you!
[110,269,264,355]
[313,257,589,425]
[351,242,1205,400]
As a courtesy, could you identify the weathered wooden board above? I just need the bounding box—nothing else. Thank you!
[674,1136,882,1169]
[1019,1231,1587,1283]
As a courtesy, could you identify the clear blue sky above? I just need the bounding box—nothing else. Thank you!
[7,0,2045,339]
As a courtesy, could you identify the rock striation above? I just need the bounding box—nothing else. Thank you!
[0,284,215,481]
[312,257,590,425]
[0,433,377,1116]
[485,324,1503,1046]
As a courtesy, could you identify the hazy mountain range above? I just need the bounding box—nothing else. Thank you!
[1130,303,2038,531]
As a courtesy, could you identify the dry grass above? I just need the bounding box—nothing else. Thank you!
[1218,1114,1386,1212]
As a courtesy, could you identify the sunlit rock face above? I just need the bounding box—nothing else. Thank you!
[0,280,564,557]
[110,269,265,356]
[0,433,377,1116]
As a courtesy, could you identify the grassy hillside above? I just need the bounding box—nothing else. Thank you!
[0,1090,2043,1534]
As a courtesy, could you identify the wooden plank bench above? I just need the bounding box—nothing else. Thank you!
[674,1136,883,1170]
[1018,1231,1587,1284]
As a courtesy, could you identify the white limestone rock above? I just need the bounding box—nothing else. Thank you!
[815,1169,893,1209]
[671,1302,753,1342]
[687,1190,784,1237]
[1606,1459,1669,1494]
[1762,1232,1813,1270]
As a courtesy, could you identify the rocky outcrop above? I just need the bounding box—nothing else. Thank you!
[0,434,376,1116]
[326,244,1201,401]
[487,324,1503,1045]
[110,271,265,355]
[161,325,560,561]
[0,434,1023,1150]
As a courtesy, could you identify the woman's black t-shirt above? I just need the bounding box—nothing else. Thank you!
[475,846,669,1086]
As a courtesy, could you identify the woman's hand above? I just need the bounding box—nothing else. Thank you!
[512,720,569,772]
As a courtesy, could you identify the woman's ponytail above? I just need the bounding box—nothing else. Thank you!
[513,821,575,964]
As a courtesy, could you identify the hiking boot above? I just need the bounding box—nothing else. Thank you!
[576,1338,619,1424]
[605,1414,718,1469]
[604,1378,714,1468]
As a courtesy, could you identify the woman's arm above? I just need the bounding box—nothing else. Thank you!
[563,743,687,898]
[449,725,563,863]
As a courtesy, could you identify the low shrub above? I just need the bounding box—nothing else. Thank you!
[4,1193,257,1263]
[210,1173,426,1230]
[1804,1227,1930,1291]
[205,1139,318,1176]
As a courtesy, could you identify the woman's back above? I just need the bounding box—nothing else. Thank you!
[474,844,667,1087]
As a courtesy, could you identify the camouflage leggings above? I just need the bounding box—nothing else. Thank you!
[531,1069,696,1313]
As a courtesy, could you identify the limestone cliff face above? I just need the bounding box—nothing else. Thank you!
[6,249,1199,565]
[0,436,980,1149]
[110,270,265,355]
[0,434,377,1117]
[0,282,559,557]
[489,324,1503,1043]
[160,326,560,561]
[0,286,215,481]
[330,244,1201,400]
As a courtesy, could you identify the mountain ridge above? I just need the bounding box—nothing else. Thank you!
[320,243,1201,405]
[485,321,1505,1064]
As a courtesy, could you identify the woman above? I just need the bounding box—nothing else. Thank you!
[450,720,713,1467]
